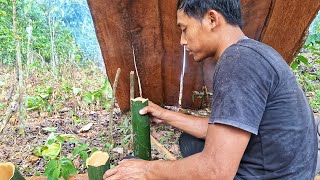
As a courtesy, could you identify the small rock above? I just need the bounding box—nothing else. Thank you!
[78,123,93,133]
[28,155,40,164]
[112,147,124,154]
[59,107,70,113]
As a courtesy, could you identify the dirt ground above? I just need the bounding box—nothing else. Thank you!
[0,107,183,177]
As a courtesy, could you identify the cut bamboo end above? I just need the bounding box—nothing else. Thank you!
[86,151,110,180]
[0,162,25,180]
[86,151,110,167]
[131,97,148,103]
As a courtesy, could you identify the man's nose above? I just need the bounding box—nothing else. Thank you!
[180,34,187,46]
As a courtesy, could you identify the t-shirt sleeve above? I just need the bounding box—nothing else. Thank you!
[209,45,274,135]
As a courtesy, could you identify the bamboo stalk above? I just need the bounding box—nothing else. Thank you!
[131,97,151,160]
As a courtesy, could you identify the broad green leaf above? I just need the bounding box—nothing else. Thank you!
[60,158,78,180]
[44,159,59,176]
[42,127,58,132]
[42,143,61,160]
[48,168,60,180]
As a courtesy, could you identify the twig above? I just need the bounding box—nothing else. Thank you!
[132,45,142,97]
[0,94,18,133]
[108,68,121,144]
[130,71,135,100]
[129,71,135,150]
[178,45,187,109]
[5,81,15,106]
[150,135,177,161]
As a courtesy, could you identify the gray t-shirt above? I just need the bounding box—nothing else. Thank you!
[209,38,317,179]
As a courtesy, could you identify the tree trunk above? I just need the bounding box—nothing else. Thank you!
[12,0,25,134]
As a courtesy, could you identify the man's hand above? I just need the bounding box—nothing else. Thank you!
[103,159,150,180]
[139,101,167,124]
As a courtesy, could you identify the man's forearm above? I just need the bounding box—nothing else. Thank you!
[146,153,217,179]
[163,110,209,139]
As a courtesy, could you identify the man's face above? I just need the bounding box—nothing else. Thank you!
[177,10,215,62]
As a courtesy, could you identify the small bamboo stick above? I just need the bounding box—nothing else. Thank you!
[150,135,177,161]
[130,71,135,100]
[108,68,121,143]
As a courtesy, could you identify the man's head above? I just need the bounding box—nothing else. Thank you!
[177,0,243,62]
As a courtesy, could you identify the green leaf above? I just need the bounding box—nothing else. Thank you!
[42,143,61,160]
[60,158,78,180]
[0,0,7,4]
[0,103,4,110]
[32,145,47,157]
[89,148,98,157]
[297,55,309,65]
[82,93,93,104]
[43,127,58,132]
[59,134,77,142]
[48,168,61,180]
[46,132,57,145]
[56,135,65,143]
[80,151,88,166]
[44,159,59,176]
[291,61,299,70]
[72,144,88,157]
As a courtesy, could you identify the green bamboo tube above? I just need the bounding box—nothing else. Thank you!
[131,97,151,160]
[0,162,25,180]
[86,151,110,180]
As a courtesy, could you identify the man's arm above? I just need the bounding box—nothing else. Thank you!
[103,124,251,180]
[140,101,209,139]
[146,124,250,179]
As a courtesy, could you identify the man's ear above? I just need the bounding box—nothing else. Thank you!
[207,10,220,30]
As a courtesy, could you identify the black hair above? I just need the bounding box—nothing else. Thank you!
[177,0,242,28]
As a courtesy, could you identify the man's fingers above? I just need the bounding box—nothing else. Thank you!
[103,168,118,179]
[139,107,148,115]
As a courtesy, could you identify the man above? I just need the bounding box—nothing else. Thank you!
[104,0,317,179]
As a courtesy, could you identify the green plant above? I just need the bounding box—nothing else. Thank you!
[33,128,78,180]
[25,85,53,111]
[292,25,320,112]
[0,103,4,110]
[118,117,132,146]
[81,78,112,109]
[160,131,174,144]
